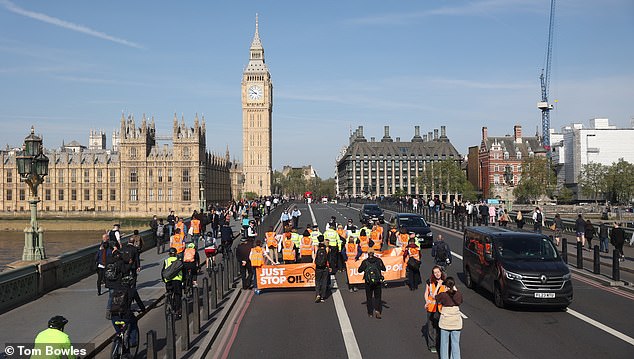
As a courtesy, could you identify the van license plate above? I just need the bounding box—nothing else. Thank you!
[534,293,555,298]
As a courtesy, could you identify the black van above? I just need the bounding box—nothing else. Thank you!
[463,227,573,309]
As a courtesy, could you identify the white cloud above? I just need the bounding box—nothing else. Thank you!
[0,0,143,49]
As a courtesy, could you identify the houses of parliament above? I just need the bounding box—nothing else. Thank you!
[0,17,273,216]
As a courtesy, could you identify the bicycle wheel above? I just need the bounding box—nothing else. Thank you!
[111,336,123,359]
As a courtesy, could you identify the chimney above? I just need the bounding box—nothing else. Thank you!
[434,129,439,140]
[381,125,393,142]
[482,127,488,140]
[423,134,428,142]
[440,126,446,138]
[358,126,364,137]
[428,132,433,141]
[396,137,400,142]
[514,125,522,143]
[415,126,420,137]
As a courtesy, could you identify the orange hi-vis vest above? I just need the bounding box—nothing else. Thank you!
[250,247,264,267]
[407,246,420,261]
[337,229,348,243]
[282,239,296,261]
[359,236,369,253]
[183,247,196,263]
[300,236,313,256]
[191,218,201,234]
[346,243,358,258]
[371,230,382,250]
[425,281,447,312]
[399,233,410,247]
[171,232,185,253]
[265,232,278,247]
[176,221,185,233]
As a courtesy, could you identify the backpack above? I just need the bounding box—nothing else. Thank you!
[105,263,120,281]
[183,248,196,263]
[364,260,383,285]
[315,248,327,268]
[157,224,164,237]
[110,289,129,314]
[536,212,543,223]
[435,242,449,263]
[161,259,183,281]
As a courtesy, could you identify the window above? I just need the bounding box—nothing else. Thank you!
[516,152,522,160]
[130,147,137,158]
[110,169,116,183]
[493,174,500,184]
[97,169,103,183]
[58,169,64,183]
[158,189,163,201]
[58,189,64,201]
[110,189,116,201]
[97,189,103,201]
[158,169,163,183]
[182,169,190,183]
[183,147,190,158]
[84,169,90,183]
[130,188,138,201]
[130,169,137,183]
[45,189,51,201]
[71,169,77,183]
[148,169,153,183]
[168,169,173,182]
[504,152,509,160]
[71,189,77,201]
[168,188,173,201]
[6,170,12,183]
[83,189,90,200]
[6,189,12,201]
[149,189,154,201]
[183,188,191,201]
[19,189,25,201]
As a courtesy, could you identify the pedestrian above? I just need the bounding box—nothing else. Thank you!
[358,247,386,318]
[129,229,144,252]
[515,211,525,229]
[149,214,158,248]
[424,265,446,353]
[166,210,176,238]
[246,220,258,243]
[488,205,497,226]
[156,219,166,253]
[599,222,609,253]
[280,209,291,228]
[436,276,463,359]
[610,222,626,261]
[585,219,595,250]
[314,237,330,303]
[553,213,564,246]
[265,226,280,264]
[236,238,254,289]
[403,238,421,290]
[95,241,112,296]
[479,203,489,226]
[575,214,586,248]
[532,207,544,233]
[324,225,341,272]
[291,206,302,229]
[431,234,452,268]
[170,227,185,254]
[104,249,124,319]
[499,209,509,227]
[108,223,122,249]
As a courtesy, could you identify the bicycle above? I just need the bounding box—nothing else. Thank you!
[183,267,194,299]
[111,319,139,359]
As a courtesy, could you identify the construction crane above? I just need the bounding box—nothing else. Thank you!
[538,0,556,151]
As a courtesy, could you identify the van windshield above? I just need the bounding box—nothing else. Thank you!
[495,236,559,261]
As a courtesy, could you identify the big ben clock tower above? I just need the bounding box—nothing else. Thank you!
[242,14,272,196]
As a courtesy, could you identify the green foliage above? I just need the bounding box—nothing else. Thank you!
[604,158,634,204]
[273,169,335,199]
[557,186,574,203]
[513,156,556,203]
[578,162,608,204]
[244,191,259,200]
[417,159,470,198]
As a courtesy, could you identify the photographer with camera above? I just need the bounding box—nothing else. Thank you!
[431,234,452,270]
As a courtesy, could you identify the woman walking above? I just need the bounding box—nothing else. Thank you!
[436,277,463,359]
[553,214,564,246]
[584,220,595,250]
[515,211,525,230]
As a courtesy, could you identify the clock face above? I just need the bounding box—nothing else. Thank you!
[248,85,263,101]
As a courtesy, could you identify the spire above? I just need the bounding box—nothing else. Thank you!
[251,13,262,49]
[245,14,268,73]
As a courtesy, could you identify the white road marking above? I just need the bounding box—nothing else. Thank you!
[308,204,362,359]
[567,308,634,346]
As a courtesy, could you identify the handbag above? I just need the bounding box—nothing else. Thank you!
[549,223,556,231]
[439,306,463,330]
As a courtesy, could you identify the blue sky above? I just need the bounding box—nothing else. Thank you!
[0,0,632,177]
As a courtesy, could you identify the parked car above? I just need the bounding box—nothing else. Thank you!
[391,213,433,247]
[359,204,385,223]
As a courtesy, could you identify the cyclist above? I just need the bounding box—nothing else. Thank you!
[33,316,76,359]
[110,282,140,350]
[431,234,452,270]
[162,247,183,318]
[182,242,200,294]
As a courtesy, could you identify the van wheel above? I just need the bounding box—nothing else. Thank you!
[465,268,475,289]
[494,283,505,308]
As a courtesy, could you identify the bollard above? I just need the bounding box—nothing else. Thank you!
[593,245,600,274]
[576,242,583,269]
[193,286,201,335]
[219,262,225,298]
[561,238,568,264]
[202,277,210,321]
[165,312,176,359]
[146,330,157,359]
[211,269,218,309]
[612,250,620,281]
[180,297,190,351]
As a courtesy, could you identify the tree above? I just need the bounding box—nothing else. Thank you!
[604,159,634,204]
[577,162,608,204]
[557,186,574,204]
[417,159,471,201]
[513,156,556,203]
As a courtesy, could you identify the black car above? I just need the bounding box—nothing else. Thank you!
[359,204,385,223]
[391,213,433,247]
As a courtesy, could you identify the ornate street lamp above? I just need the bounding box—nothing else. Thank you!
[17,126,49,261]
[503,164,514,211]
[199,162,206,211]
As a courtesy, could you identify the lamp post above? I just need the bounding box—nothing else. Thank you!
[503,164,514,212]
[16,126,49,261]
[199,162,206,211]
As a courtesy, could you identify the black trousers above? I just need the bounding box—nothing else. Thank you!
[406,266,421,289]
[165,280,182,313]
[328,246,339,272]
[97,268,105,291]
[240,263,253,289]
[365,283,382,314]
[315,267,329,298]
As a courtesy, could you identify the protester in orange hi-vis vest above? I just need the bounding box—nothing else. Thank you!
[358,229,370,253]
[342,237,362,292]
[424,265,447,353]
[402,238,422,290]
[265,227,279,264]
[190,215,201,248]
[249,240,274,292]
[282,236,297,264]
[175,216,186,236]
[299,230,314,263]
[373,220,384,241]
[370,225,383,251]
[397,227,411,248]
[170,227,185,254]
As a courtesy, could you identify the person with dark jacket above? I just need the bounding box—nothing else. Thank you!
[105,249,124,319]
[236,238,254,289]
[575,214,586,248]
[121,240,141,280]
[358,248,386,319]
[610,222,626,261]
[95,241,113,295]
[220,222,240,252]
[403,238,422,290]
[599,222,609,253]
[584,220,595,250]
[553,214,564,246]
[314,238,330,303]
[479,203,489,226]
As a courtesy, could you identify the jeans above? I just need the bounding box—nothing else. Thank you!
[167,225,174,238]
[600,237,609,252]
[440,329,461,359]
